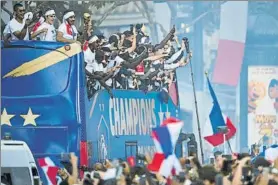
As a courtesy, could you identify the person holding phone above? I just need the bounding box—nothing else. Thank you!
[8,3,32,40]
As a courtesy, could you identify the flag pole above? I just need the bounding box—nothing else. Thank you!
[188,53,205,164]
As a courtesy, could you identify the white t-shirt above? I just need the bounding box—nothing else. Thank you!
[37,22,56,41]
[107,56,124,76]
[84,48,96,73]
[58,22,78,41]
[9,18,29,40]
[3,22,10,36]
[92,62,104,73]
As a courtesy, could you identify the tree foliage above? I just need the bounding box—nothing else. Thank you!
[1,1,128,29]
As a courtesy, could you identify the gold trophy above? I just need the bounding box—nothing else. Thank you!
[83,13,92,38]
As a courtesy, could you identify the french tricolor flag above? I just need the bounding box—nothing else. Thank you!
[212,1,248,86]
[147,117,183,178]
[37,157,60,185]
[204,77,236,147]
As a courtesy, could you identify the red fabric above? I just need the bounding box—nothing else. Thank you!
[127,156,136,167]
[80,141,88,178]
[37,158,59,185]
[168,83,178,106]
[32,21,42,32]
[66,24,73,35]
[83,41,89,51]
[161,117,180,127]
[47,166,59,185]
[37,158,48,167]
[212,39,245,86]
[147,153,165,172]
[151,130,159,140]
[135,62,145,74]
[204,117,237,146]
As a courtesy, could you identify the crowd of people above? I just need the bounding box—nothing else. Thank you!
[51,151,278,185]
[2,3,191,98]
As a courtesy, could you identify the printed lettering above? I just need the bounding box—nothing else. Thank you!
[109,98,158,136]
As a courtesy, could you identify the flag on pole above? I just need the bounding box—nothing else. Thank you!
[37,157,60,185]
[203,77,237,146]
[147,117,183,177]
[212,1,249,86]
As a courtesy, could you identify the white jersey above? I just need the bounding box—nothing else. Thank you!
[37,22,56,41]
[58,22,78,41]
[84,49,95,73]
[9,18,29,40]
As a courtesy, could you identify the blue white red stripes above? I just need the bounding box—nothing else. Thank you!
[212,1,248,86]
[37,157,59,185]
[203,77,237,146]
[148,117,183,177]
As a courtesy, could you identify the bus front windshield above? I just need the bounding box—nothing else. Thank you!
[1,47,72,97]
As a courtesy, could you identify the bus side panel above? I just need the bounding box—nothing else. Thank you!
[86,89,181,164]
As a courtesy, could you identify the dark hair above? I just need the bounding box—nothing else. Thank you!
[108,35,119,48]
[83,178,94,185]
[199,165,218,184]
[214,151,223,158]
[123,39,132,48]
[123,30,133,37]
[119,51,130,61]
[13,3,23,11]
[95,50,105,63]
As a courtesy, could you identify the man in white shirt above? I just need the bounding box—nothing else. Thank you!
[84,35,99,73]
[31,9,56,41]
[57,10,80,44]
[8,3,31,40]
